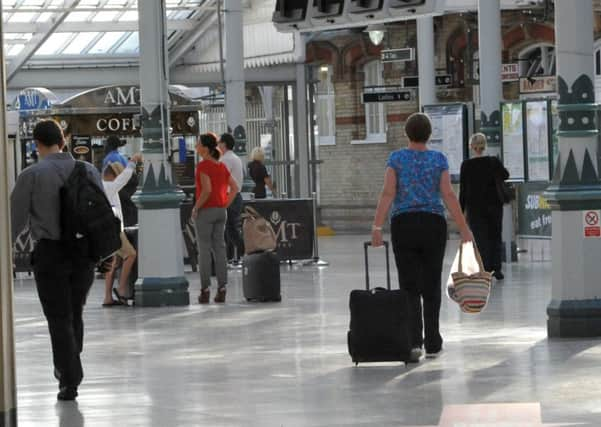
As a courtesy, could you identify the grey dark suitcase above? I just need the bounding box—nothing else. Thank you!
[347,242,411,365]
[243,251,281,302]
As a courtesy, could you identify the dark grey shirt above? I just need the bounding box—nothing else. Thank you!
[11,152,102,242]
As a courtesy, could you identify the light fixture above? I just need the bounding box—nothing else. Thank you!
[320,65,329,73]
[365,25,386,46]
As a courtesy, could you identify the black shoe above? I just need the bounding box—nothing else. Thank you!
[57,386,78,401]
[493,271,504,280]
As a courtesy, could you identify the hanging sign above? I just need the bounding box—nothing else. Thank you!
[583,210,601,238]
[363,86,414,103]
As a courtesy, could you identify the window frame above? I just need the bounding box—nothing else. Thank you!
[315,65,336,146]
[357,60,386,144]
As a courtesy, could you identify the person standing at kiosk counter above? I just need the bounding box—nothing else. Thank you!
[192,133,239,304]
[102,135,127,170]
[218,133,245,265]
[248,147,276,199]
[11,120,102,401]
[102,154,142,306]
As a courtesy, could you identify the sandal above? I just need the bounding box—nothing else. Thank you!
[102,299,124,307]
[113,289,129,306]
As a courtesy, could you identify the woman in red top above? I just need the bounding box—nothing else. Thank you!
[191,133,239,304]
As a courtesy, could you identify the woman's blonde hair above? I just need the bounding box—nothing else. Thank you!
[250,146,265,162]
[470,133,487,151]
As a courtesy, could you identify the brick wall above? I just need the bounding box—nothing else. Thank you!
[310,8,601,233]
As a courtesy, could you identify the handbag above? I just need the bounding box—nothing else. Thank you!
[447,242,493,314]
[496,179,514,204]
[241,206,277,255]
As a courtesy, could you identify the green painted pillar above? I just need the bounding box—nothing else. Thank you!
[545,0,601,337]
[0,11,18,426]
[133,0,189,306]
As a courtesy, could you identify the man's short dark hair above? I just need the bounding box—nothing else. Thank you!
[220,133,236,151]
[33,120,64,147]
[404,113,432,143]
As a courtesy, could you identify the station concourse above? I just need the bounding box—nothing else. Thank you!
[2,1,601,426]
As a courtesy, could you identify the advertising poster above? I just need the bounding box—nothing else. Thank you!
[501,102,525,181]
[517,182,552,238]
[526,101,551,181]
[71,136,92,163]
[244,199,315,260]
[423,104,465,179]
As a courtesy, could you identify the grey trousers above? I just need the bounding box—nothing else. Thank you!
[194,207,228,290]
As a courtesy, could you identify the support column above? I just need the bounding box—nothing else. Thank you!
[134,0,189,306]
[417,17,436,108]
[0,11,18,426]
[224,0,248,165]
[477,0,502,157]
[295,63,310,198]
[545,0,601,337]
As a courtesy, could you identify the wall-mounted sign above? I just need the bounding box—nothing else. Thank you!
[501,63,520,82]
[520,76,556,94]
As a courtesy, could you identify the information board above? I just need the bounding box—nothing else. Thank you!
[525,100,551,181]
[423,103,467,180]
[501,102,525,181]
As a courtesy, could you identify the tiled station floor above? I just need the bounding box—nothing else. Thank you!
[11,235,601,426]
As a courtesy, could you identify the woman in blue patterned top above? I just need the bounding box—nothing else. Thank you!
[371,112,473,362]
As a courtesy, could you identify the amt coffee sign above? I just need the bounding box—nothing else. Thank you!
[244,199,315,260]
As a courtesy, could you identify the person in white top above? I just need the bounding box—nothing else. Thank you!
[101,152,142,306]
[218,133,245,264]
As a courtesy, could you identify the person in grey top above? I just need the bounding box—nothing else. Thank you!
[11,120,101,401]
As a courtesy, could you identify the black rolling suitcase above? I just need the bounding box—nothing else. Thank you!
[347,241,411,365]
[243,251,282,302]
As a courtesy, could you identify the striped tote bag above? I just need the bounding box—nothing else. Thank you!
[447,242,492,314]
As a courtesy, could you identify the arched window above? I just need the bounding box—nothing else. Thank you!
[316,65,336,145]
[519,43,556,77]
[363,60,386,142]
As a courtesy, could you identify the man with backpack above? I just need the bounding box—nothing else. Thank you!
[10,120,109,401]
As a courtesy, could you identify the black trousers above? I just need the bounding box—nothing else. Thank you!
[32,239,95,389]
[391,212,447,353]
[225,193,245,261]
[467,206,503,273]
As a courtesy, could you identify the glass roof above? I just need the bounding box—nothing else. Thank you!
[2,0,210,59]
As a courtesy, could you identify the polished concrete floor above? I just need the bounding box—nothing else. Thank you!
[12,235,601,426]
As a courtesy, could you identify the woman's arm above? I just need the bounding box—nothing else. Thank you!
[371,167,397,247]
[264,176,276,196]
[226,175,239,207]
[440,170,473,243]
[459,161,467,213]
[192,172,212,219]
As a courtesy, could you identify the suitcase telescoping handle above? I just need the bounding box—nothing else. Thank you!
[364,241,391,291]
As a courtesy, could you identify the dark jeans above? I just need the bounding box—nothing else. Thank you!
[391,212,447,353]
[32,239,95,389]
[467,206,503,272]
[225,193,244,261]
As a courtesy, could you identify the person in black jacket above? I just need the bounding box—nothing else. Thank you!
[459,133,510,280]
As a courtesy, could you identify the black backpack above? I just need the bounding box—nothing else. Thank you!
[60,161,121,263]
